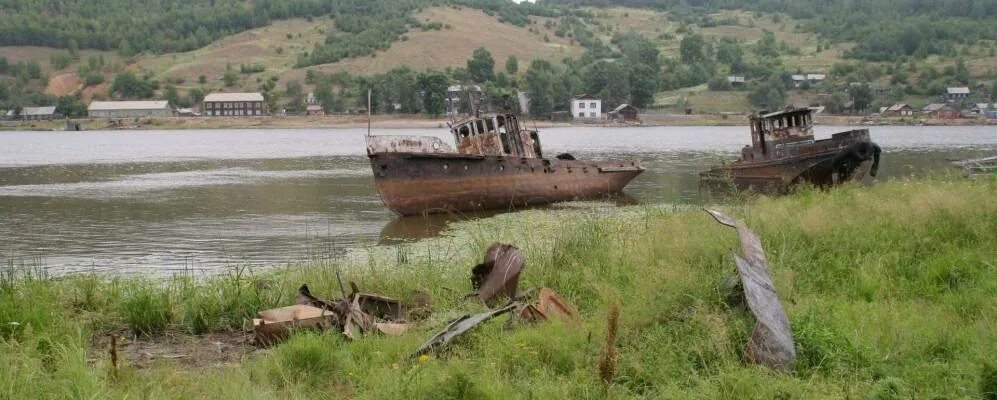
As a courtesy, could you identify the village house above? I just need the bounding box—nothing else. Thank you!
[445,85,483,116]
[791,74,806,88]
[306,104,325,116]
[306,92,319,105]
[884,103,914,117]
[608,104,639,121]
[726,75,745,87]
[971,103,989,115]
[570,94,601,119]
[202,92,266,116]
[516,91,530,115]
[922,103,960,119]
[946,87,970,101]
[19,106,58,120]
[806,74,825,84]
[88,101,171,118]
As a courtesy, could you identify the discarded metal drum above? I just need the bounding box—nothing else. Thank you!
[706,208,796,371]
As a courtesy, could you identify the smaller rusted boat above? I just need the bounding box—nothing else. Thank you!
[366,101,643,216]
[700,107,881,192]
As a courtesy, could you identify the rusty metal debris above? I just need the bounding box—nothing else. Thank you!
[414,303,518,355]
[516,287,580,324]
[413,243,580,355]
[706,208,796,371]
[253,283,413,345]
[471,243,525,306]
[252,304,338,345]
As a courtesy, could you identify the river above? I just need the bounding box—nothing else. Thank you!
[1,125,994,275]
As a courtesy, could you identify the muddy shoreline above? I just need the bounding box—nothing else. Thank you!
[3,113,995,131]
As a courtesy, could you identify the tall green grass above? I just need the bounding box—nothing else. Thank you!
[0,176,994,399]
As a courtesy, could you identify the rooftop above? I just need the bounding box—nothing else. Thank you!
[947,87,970,94]
[88,101,170,111]
[21,106,57,116]
[203,92,265,102]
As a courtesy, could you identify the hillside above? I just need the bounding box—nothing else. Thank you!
[1,0,995,117]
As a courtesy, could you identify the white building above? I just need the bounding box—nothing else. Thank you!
[88,101,171,118]
[570,94,601,119]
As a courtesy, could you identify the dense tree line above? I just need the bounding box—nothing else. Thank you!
[0,0,336,54]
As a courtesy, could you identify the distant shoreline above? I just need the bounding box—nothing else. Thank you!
[3,114,995,131]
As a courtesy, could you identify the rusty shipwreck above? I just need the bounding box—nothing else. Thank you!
[700,107,881,192]
[366,108,644,216]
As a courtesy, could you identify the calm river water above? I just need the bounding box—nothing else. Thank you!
[1,125,994,275]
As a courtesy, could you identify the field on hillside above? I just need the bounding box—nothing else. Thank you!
[0,176,994,399]
[281,7,583,82]
[138,18,329,91]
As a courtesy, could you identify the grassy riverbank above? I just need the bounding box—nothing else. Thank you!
[2,176,995,399]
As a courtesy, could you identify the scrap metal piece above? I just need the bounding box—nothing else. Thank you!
[414,303,517,355]
[706,209,796,371]
[471,243,524,306]
[535,287,580,324]
[253,304,338,345]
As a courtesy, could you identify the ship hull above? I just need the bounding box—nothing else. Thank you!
[701,130,881,193]
[369,152,643,216]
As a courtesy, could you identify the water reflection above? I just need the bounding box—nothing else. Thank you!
[377,193,638,245]
[0,126,993,275]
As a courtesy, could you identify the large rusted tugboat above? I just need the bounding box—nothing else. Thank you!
[700,107,881,192]
[365,95,644,216]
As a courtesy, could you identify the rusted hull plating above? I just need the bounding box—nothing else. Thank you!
[701,130,880,193]
[370,153,643,216]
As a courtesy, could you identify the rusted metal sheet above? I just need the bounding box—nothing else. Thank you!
[413,303,518,355]
[700,108,881,193]
[471,243,524,306]
[535,287,579,323]
[706,209,796,371]
[366,135,453,154]
[515,288,580,324]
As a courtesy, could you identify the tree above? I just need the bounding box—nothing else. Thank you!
[627,63,658,109]
[161,84,180,106]
[679,33,707,64]
[314,79,337,113]
[716,40,744,66]
[525,59,557,118]
[754,31,779,59]
[187,87,205,106]
[467,47,495,83]
[749,76,786,110]
[850,84,873,112]
[417,70,449,116]
[285,80,304,112]
[954,58,970,84]
[223,70,238,87]
[505,55,519,76]
[56,95,87,117]
[111,71,154,98]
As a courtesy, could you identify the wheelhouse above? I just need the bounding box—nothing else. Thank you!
[450,113,542,159]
